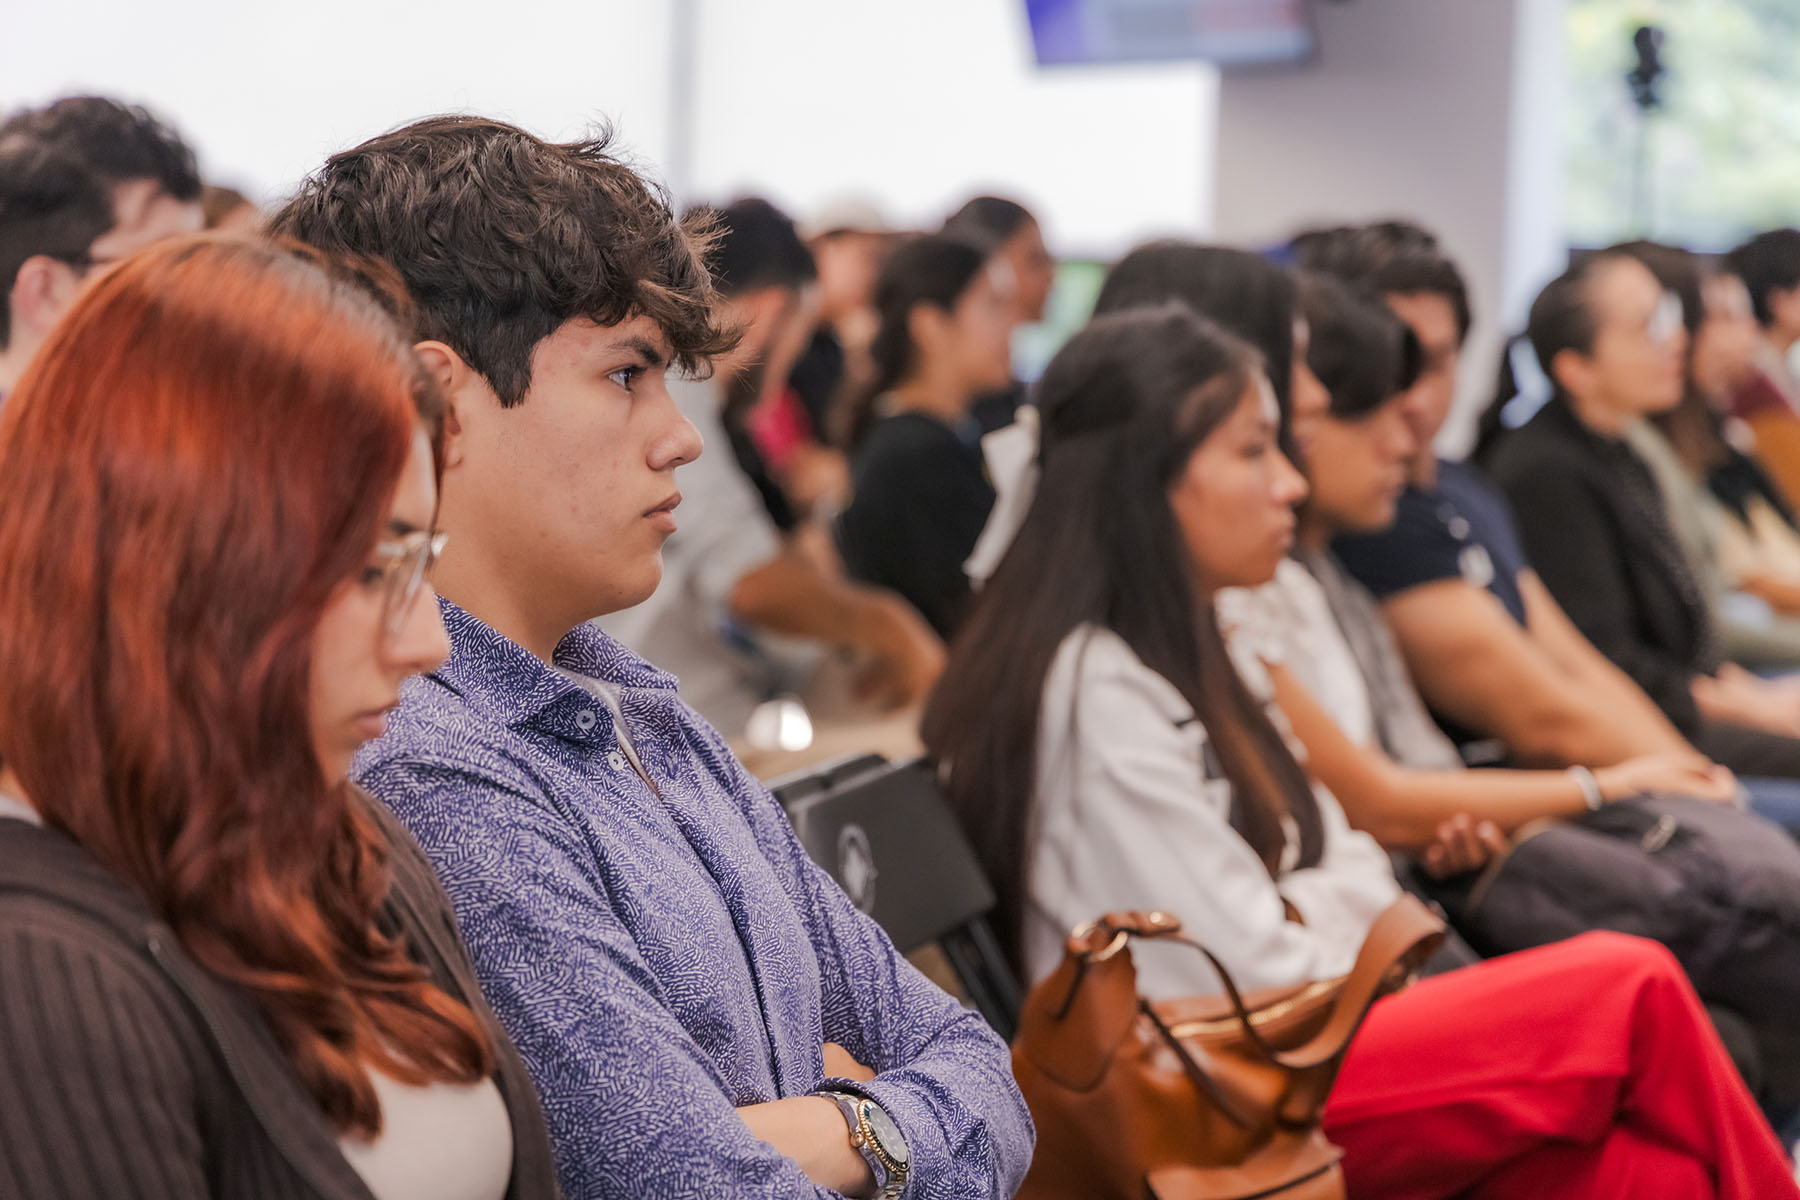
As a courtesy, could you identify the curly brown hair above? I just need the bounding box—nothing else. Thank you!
[272,115,738,406]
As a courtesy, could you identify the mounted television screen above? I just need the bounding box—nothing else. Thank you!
[1025,0,1317,69]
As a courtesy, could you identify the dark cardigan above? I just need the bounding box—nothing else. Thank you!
[1486,396,1717,734]
[0,795,562,1200]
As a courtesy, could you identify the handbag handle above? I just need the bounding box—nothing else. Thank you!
[1066,895,1444,1070]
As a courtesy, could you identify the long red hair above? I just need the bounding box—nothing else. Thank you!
[0,234,491,1136]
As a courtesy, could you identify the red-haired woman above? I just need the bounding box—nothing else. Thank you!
[0,236,560,1200]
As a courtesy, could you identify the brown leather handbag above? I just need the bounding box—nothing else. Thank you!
[1012,896,1445,1200]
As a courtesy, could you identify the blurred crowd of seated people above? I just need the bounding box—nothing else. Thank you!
[9,89,1800,1200]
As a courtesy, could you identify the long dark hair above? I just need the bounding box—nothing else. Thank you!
[1095,241,1298,410]
[839,233,989,449]
[1300,271,1422,420]
[922,305,1326,969]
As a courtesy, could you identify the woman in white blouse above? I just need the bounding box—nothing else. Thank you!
[924,297,1795,1198]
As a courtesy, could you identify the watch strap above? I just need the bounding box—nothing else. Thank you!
[820,1090,891,1194]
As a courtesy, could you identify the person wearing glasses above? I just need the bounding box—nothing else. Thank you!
[0,235,561,1200]
[0,96,204,398]
[1483,249,1800,779]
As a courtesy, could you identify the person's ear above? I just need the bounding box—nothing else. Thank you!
[1550,345,1596,401]
[414,340,480,470]
[8,255,82,343]
[906,302,949,357]
[1770,285,1800,334]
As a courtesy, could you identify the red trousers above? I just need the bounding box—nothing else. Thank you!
[1321,932,1797,1199]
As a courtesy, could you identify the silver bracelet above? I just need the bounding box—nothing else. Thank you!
[1567,765,1603,810]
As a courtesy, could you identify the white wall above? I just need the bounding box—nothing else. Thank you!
[680,0,1217,254]
[1,1,1218,258]
[0,2,680,207]
[1212,0,1567,454]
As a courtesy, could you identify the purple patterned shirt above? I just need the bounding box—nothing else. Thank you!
[353,600,1032,1199]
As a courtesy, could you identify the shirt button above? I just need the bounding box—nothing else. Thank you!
[607,751,628,772]
[574,709,598,732]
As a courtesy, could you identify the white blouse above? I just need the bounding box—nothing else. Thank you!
[1218,557,1377,748]
[1026,624,1399,1000]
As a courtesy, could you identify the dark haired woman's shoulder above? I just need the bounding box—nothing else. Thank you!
[1483,402,1598,487]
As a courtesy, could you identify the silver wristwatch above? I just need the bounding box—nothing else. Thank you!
[820,1090,910,1199]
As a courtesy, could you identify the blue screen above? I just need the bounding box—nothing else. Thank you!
[1025,0,1317,69]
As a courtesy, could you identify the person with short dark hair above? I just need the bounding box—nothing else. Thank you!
[600,196,943,734]
[835,234,1017,638]
[1294,225,1705,771]
[203,182,262,233]
[1216,265,1733,848]
[941,195,1055,436]
[941,195,1054,329]
[0,95,203,393]
[1722,228,1800,510]
[1486,250,1800,786]
[272,116,1030,1200]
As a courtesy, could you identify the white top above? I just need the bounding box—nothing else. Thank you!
[1026,624,1399,1000]
[599,375,809,733]
[0,790,40,824]
[339,1068,513,1200]
[964,410,1038,587]
[1217,558,1376,748]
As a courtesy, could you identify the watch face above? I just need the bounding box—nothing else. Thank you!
[862,1101,910,1166]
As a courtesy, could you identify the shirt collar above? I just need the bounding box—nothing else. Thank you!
[430,597,679,732]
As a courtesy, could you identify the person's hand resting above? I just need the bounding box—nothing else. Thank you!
[1420,813,1507,878]
[1694,665,1800,737]
[852,593,946,710]
[1593,751,1737,806]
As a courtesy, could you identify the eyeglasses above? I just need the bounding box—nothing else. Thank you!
[1647,292,1685,346]
[371,529,448,634]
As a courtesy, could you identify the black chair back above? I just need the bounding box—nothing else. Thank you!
[769,754,1022,1038]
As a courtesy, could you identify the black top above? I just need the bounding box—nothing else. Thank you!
[1334,459,1532,625]
[789,327,846,442]
[969,380,1025,438]
[0,796,562,1200]
[837,411,995,638]
[1486,396,1718,735]
[1709,445,1798,529]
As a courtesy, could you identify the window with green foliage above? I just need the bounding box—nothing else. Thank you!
[1567,0,1800,249]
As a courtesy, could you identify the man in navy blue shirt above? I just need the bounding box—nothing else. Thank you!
[273,117,1031,1200]
[1296,222,1707,769]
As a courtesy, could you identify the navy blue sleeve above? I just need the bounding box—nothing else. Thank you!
[1332,485,1465,600]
